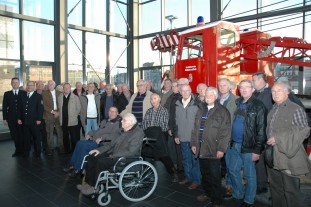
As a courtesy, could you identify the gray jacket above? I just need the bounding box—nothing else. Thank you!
[97,124,144,158]
[79,92,101,128]
[174,94,198,142]
[87,116,122,141]
[58,93,81,126]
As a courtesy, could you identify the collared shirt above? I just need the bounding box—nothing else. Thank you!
[142,105,169,132]
[27,91,34,98]
[50,90,57,110]
[182,96,191,108]
[13,89,19,95]
[219,93,230,105]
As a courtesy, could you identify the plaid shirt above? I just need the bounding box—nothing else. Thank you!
[142,104,169,132]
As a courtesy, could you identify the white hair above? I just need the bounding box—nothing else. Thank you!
[206,86,218,96]
[123,113,137,125]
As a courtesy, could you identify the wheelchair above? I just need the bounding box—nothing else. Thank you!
[80,138,158,206]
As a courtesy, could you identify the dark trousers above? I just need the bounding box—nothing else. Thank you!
[175,142,184,179]
[39,119,47,151]
[8,121,24,154]
[255,153,268,189]
[85,154,115,187]
[23,124,41,155]
[62,125,80,153]
[200,158,224,205]
[159,156,175,175]
[267,167,301,207]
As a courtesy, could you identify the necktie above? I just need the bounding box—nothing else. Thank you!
[27,93,30,98]
[14,90,17,95]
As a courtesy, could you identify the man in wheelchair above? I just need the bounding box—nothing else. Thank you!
[77,113,144,196]
[63,106,122,177]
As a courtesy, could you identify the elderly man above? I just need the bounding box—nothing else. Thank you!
[58,83,81,153]
[98,80,106,95]
[266,81,310,207]
[100,84,118,121]
[218,78,238,199]
[77,113,144,195]
[226,79,267,207]
[80,83,101,135]
[17,81,44,158]
[160,79,173,106]
[192,87,231,206]
[42,80,64,155]
[196,83,208,102]
[73,81,85,97]
[63,106,122,177]
[3,77,26,157]
[174,84,201,190]
[118,83,133,113]
[142,93,178,182]
[121,80,152,124]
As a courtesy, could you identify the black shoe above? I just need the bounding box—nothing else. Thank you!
[63,166,74,173]
[256,187,268,195]
[240,202,254,207]
[68,170,81,178]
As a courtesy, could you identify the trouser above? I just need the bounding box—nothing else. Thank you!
[256,152,268,189]
[85,154,115,187]
[70,140,99,170]
[23,124,41,155]
[159,156,176,176]
[45,118,63,150]
[8,121,24,154]
[267,167,301,207]
[200,158,224,205]
[39,119,47,151]
[180,142,201,184]
[175,141,184,179]
[62,125,80,153]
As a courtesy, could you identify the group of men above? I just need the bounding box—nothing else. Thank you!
[2,78,132,158]
[2,74,311,207]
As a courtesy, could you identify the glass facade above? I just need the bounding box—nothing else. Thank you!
[0,0,310,99]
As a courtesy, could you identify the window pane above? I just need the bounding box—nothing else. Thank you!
[0,60,20,109]
[182,34,203,60]
[165,0,188,28]
[85,0,106,30]
[220,29,235,47]
[25,65,53,83]
[261,0,303,13]
[68,0,82,26]
[23,0,54,20]
[141,0,161,34]
[222,0,256,19]
[24,21,54,61]
[110,1,127,34]
[192,0,210,24]
[0,17,20,59]
[86,32,106,83]
[140,37,161,67]
[110,37,127,84]
[68,29,82,85]
[0,0,19,13]
[143,68,161,92]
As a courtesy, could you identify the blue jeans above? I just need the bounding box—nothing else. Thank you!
[70,140,99,170]
[180,142,201,184]
[226,143,257,204]
[84,118,98,136]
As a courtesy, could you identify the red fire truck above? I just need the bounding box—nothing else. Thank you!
[151,20,311,92]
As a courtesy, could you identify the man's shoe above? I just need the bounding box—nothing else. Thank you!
[81,186,96,195]
[76,183,90,191]
[224,186,233,199]
[178,179,188,185]
[46,149,54,156]
[188,183,199,190]
[171,173,179,183]
[240,202,254,207]
[256,187,268,195]
[196,194,210,202]
[68,170,81,178]
[63,166,74,173]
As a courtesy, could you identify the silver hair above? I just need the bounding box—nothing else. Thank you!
[218,78,231,86]
[48,80,56,87]
[178,78,189,85]
[274,81,291,92]
[196,83,207,93]
[123,113,137,125]
[239,79,254,88]
[206,86,218,96]
[137,79,146,85]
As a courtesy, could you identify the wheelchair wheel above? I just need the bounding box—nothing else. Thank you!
[118,160,158,202]
[97,192,111,206]
[98,183,105,194]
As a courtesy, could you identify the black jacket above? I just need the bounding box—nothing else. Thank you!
[100,94,119,121]
[2,90,26,123]
[234,95,267,154]
[18,91,44,125]
[117,91,133,113]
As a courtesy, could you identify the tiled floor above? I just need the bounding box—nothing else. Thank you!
[0,139,310,207]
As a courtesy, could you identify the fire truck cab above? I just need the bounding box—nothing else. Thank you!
[174,21,272,92]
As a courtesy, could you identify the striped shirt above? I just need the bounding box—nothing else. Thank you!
[142,105,169,132]
[132,92,146,123]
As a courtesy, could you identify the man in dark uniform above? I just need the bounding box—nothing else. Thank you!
[2,77,26,157]
[17,81,44,158]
